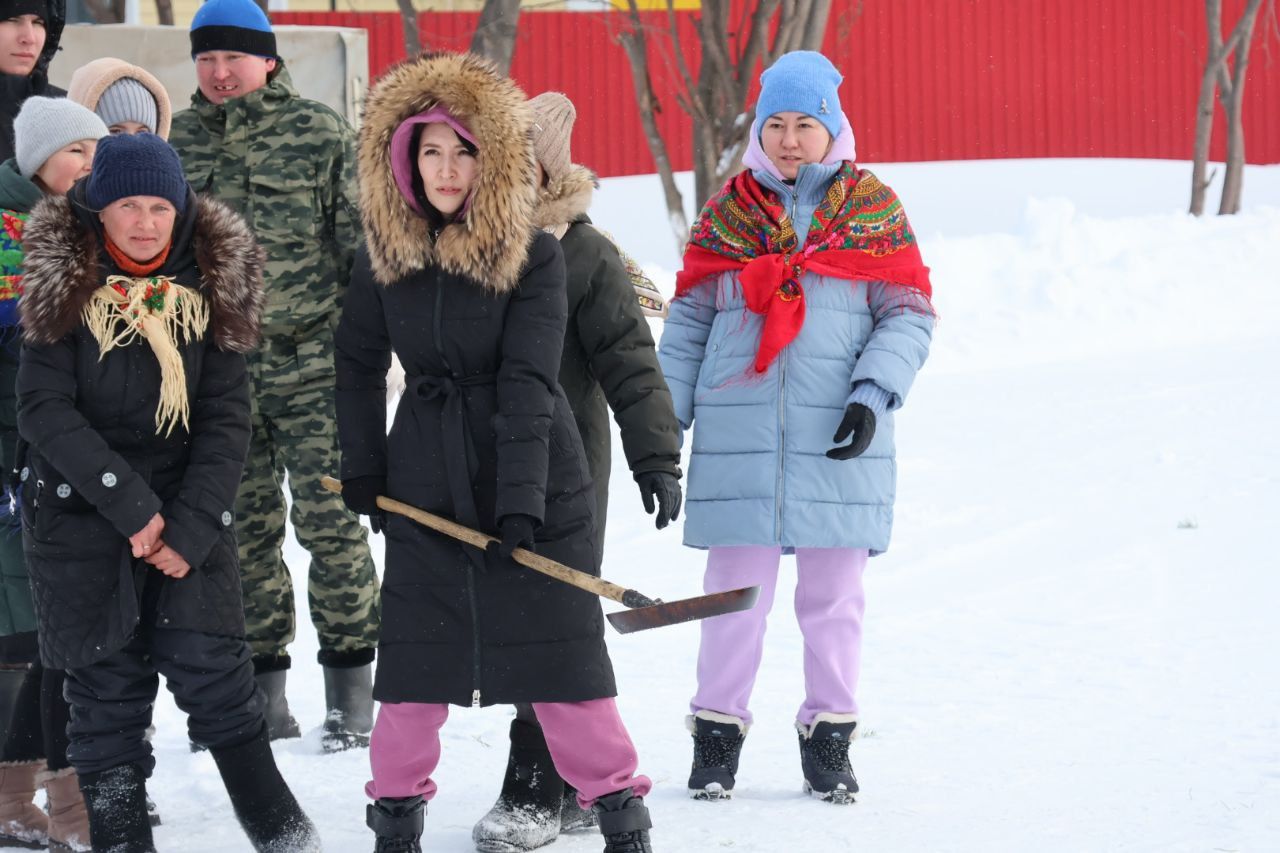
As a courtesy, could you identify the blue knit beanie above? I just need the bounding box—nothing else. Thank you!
[86,133,189,215]
[755,51,845,139]
[190,0,278,60]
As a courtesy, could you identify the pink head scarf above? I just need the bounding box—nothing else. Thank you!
[390,106,479,217]
[742,111,857,182]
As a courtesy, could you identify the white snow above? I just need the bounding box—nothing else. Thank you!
[118,159,1279,852]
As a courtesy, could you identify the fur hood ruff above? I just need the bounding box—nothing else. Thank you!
[358,52,538,292]
[19,195,265,352]
[533,164,595,236]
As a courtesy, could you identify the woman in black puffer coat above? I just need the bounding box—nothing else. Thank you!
[335,52,654,853]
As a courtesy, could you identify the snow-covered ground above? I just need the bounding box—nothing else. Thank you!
[77,159,1280,852]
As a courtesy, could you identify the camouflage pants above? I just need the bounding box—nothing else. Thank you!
[237,319,379,662]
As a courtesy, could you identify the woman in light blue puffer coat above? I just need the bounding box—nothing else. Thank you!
[658,50,934,805]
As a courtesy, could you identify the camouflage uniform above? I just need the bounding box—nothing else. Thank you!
[169,65,379,668]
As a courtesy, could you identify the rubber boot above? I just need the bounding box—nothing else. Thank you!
[210,726,320,852]
[255,669,301,741]
[367,795,424,853]
[41,767,91,853]
[77,763,155,853]
[592,788,653,853]
[686,710,747,800]
[472,719,564,852]
[320,663,374,753]
[0,759,47,849]
[559,783,596,833]
[796,713,859,804]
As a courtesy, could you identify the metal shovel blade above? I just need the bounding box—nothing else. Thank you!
[605,586,761,634]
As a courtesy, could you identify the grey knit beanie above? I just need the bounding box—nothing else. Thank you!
[96,78,159,134]
[14,97,110,180]
[529,92,576,182]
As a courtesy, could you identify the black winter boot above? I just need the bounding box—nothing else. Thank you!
[559,783,596,833]
[591,788,652,853]
[77,763,155,853]
[472,719,565,852]
[797,713,859,804]
[686,711,746,800]
[367,796,423,853]
[210,727,321,851]
[320,663,374,753]
[254,663,301,741]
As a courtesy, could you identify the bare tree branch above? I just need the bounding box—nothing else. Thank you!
[397,0,423,59]
[470,0,523,75]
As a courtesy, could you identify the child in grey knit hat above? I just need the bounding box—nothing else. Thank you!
[12,96,109,194]
[67,57,172,139]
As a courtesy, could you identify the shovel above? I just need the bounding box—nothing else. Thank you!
[321,477,759,633]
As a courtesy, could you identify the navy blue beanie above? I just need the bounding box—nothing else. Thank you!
[86,133,190,215]
[755,51,845,139]
[190,0,278,60]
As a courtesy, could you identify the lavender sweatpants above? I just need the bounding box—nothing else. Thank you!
[691,545,868,726]
[366,697,652,809]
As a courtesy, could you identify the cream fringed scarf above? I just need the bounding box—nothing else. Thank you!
[82,275,209,437]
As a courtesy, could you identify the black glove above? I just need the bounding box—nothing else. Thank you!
[491,513,537,560]
[341,476,387,534]
[826,403,876,460]
[636,471,683,530]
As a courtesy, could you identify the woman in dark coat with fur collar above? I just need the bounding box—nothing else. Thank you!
[17,133,318,852]
[335,53,653,853]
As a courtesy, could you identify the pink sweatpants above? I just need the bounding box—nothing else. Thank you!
[691,545,868,726]
[366,697,652,809]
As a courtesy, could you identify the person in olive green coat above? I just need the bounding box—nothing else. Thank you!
[167,0,378,751]
[471,90,683,853]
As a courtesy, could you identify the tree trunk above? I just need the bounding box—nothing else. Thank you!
[618,18,689,247]
[1217,0,1266,214]
[1190,0,1224,217]
[470,0,522,76]
[253,0,268,14]
[82,0,124,22]
[397,0,422,59]
[154,0,174,26]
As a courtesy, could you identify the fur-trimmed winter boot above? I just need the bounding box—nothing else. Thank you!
[320,663,374,753]
[472,719,566,852]
[367,795,424,853]
[41,767,91,853]
[255,664,302,741]
[210,727,320,852]
[796,713,859,804]
[0,759,48,849]
[686,710,747,800]
[591,788,652,853]
[77,763,155,853]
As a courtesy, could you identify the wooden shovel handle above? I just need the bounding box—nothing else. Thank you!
[320,476,642,606]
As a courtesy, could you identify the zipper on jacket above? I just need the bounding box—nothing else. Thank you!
[434,271,485,707]
[775,347,788,542]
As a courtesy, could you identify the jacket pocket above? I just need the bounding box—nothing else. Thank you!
[248,167,322,242]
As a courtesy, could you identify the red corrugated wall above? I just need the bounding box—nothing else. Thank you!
[274,1,1280,178]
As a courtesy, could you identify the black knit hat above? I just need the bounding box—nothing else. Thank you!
[85,133,189,214]
[0,0,49,20]
[189,0,278,60]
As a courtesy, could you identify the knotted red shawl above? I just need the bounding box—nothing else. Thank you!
[675,164,933,372]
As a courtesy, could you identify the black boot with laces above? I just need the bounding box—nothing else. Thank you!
[367,795,424,853]
[591,788,652,853]
[797,714,859,804]
[686,712,746,800]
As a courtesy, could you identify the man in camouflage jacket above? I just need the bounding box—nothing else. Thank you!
[168,0,378,751]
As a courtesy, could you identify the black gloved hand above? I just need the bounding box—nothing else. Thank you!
[636,471,683,530]
[826,403,876,460]
[341,476,388,534]
[491,513,537,560]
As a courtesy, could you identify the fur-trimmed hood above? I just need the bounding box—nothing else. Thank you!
[532,163,595,237]
[357,52,537,291]
[19,192,264,352]
[67,57,173,139]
